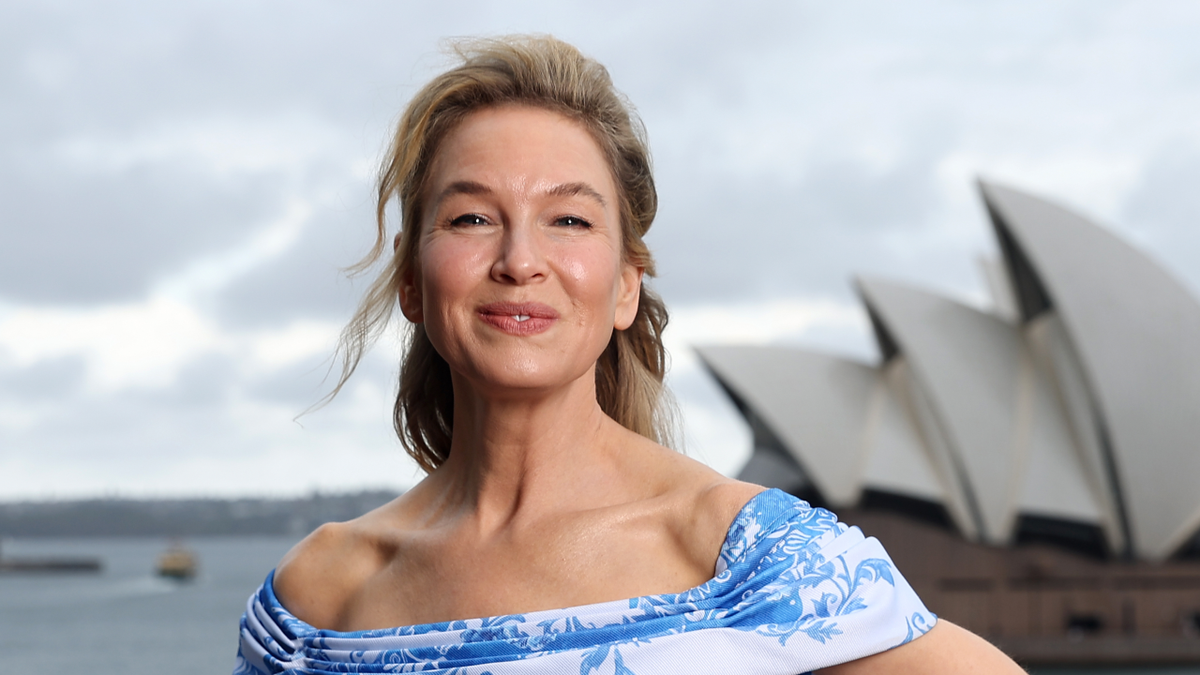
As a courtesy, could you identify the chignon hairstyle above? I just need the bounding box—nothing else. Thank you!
[334,35,675,473]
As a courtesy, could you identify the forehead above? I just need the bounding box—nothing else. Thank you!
[424,105,618,203]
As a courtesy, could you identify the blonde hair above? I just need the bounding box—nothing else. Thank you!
[335,35,674,473]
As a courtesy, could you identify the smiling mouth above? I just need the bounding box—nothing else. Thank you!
[477,303,558,335]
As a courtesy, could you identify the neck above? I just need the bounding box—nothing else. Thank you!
[428,368,627,531]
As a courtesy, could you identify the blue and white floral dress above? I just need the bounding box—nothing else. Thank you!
[234,489,935,674]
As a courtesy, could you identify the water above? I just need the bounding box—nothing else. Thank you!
[0,536,299,675]
[1,536,1198,674]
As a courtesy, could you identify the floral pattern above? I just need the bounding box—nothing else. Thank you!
[234,489,935,674]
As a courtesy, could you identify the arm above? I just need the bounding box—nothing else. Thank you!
[817,620,1026,675]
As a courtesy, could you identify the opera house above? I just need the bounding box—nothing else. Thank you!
[698,183,1200,664]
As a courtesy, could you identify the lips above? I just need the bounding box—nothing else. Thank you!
[477,301,559,335]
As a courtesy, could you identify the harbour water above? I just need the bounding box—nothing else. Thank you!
[0,536,299,674]
[1,536,1197,674]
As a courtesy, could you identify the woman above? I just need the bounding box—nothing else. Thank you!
[235,36,1023,674]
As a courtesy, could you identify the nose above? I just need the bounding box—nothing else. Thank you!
[490,221,548,285]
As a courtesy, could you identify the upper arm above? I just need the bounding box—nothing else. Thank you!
[816,620,1026,675]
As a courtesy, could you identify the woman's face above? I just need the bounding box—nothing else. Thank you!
[401,105,642,396]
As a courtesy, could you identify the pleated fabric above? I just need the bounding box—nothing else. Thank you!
[234,489,935,675]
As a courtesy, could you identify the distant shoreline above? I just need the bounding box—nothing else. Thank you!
[0,490,401,538]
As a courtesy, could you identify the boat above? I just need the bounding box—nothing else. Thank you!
[0,540,101,573]
[0,556,101,573]
[155,542,198,580]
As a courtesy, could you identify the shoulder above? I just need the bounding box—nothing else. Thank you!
[669,477,850,578]
[688,479,770,541]
[630,441,766,536]
[272,501,402,628]
[610,433,769,576]
[672,474,769,576]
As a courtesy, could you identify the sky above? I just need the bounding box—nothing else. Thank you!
[3,0,1200,500]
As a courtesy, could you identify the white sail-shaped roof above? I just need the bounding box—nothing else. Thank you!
[981,182,1200,560]
[695,346,871,507]
[700,182,1200,561]
[696,346,970,529]
[861,357,976,538]
[856,279,1103,546]
[1023,312,1126,553]
[860,359,946,506]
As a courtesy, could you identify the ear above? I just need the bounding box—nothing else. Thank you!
[398,269,424,324]
[613,264,643,331]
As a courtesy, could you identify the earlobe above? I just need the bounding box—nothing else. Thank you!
[613,265,644,331]
[398,273,424,324]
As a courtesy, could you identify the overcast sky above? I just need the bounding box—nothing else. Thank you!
[3,0,1200,500]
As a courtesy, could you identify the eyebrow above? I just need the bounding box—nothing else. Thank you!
[545,182,607,207]
[433,180,607,208]
[434,180,493,205]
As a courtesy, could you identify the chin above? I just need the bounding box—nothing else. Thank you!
[459,357,591,397]
[490,366,578,392]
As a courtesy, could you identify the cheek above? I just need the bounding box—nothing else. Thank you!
[558,247,623,320]
[419,239,489,322]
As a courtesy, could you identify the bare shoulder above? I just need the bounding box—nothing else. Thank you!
[817,620,1025,675]
[635,445,766,574]
[272,500,402,628]
[689,478,768,538]
[676,478,766,569]
[612,431,767,575]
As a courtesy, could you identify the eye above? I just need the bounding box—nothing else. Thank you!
[554,215,592,228]
[450,213,488,227]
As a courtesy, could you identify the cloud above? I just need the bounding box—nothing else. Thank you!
[0,297,219,391]
[0,285,413,499]
[1118,141,1200,296]
[4,0,1200,499]
[665,297,871,362]
[0,296,348,395]
[52,114,352,180]
[156,197,311,301]
[0,366,416,499]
